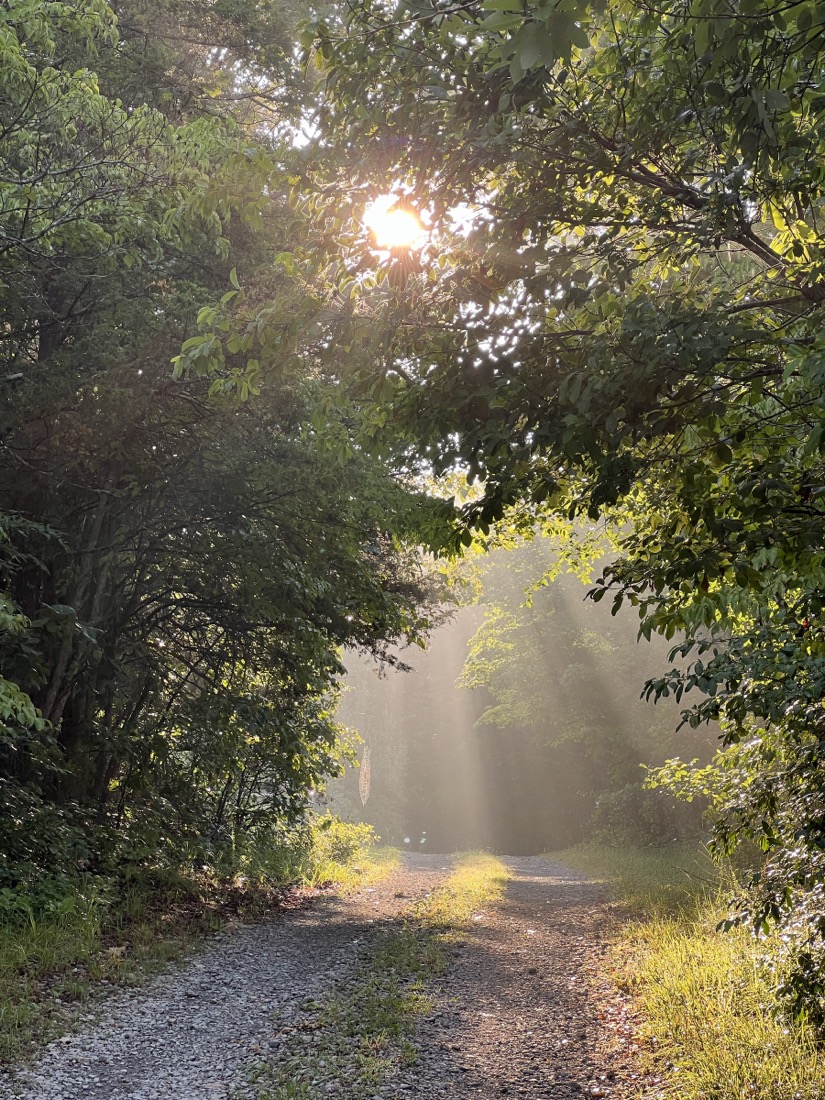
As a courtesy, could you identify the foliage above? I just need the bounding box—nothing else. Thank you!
[11,0,825,1031]
[2,365,436,880]
[458,542,713,842]
[242,0,825,1014]
[232,814,399,891]
[648,733,825,1024]
[0,0,442,922]
[330,551,711,851]
[148,0,825,1012]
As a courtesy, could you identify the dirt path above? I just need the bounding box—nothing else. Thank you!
[407,856,644,1099]
[0,859,451,1100]
[0,855,646,1100]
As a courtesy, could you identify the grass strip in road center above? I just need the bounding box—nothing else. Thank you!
[247,852,510,1100]
[419,851,509,929]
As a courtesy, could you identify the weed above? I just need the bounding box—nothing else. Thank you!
[561,843,825,1100]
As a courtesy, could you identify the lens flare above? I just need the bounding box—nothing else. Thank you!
[364,195,426,249]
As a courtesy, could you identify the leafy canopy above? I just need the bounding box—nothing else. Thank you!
[0,0,442,897]
[291,0,825,1018]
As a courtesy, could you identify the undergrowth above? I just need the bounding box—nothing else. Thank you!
[558,841,719,917]
[0,817,394,1064]
[251,851,509,1100]
[559,842,825,1100]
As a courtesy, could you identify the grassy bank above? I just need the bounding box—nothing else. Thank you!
[559,843,825,1100]
[0,820,397,1064]
[252,851,510,1100]
[559,841,720,917]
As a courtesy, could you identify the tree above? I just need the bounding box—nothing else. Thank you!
[0,0,443,896]
[457,540,712,842]
[272,0,825,1014]
[143,0,825,1011]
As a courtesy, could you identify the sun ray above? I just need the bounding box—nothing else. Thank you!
[364,194,426,250]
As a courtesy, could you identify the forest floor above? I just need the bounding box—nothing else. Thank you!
[0,854,654,1100]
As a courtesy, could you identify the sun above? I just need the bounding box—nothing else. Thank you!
[364,194,427,250]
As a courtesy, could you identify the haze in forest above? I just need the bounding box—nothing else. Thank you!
[327,545,716,853]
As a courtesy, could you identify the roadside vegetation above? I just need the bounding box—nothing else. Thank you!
[0,819,391,1064]
[561,844,825,1100]
[250,852,509,1100]
[5,0,825,1069]
[560,842,719,917]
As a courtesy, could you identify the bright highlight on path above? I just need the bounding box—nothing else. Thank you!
[364,194,426,249]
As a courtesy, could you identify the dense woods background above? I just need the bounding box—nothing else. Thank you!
[5,0,825,1027]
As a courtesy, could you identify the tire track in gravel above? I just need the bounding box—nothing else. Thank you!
[0,858,452,1100]
[401,856,648,1100]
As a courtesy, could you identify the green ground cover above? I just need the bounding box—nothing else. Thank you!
[560,843,825,1100]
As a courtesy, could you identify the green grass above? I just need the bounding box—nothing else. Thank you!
[557,841,720,917]
[251,852,511,1100]
[308,843,401,893]
[0,824,399,1065]
[420,850,509,927]
[559,842,825,1100]
[630,910,825,1099]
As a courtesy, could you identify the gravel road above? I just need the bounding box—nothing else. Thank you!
[0,855,648,1100]
[403,856,648,1099]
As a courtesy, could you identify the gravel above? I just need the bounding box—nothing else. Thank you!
[396,856,651,1100]
[0,855,651,1100]
[0,859,450,1100]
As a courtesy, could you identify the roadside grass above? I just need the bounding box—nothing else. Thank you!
[0,875,218,1063]
[251,851,510,1100]
[0,822,398,1064]
[559,842,825,1100]
[306,841,401,893]
[557,841,719,917]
